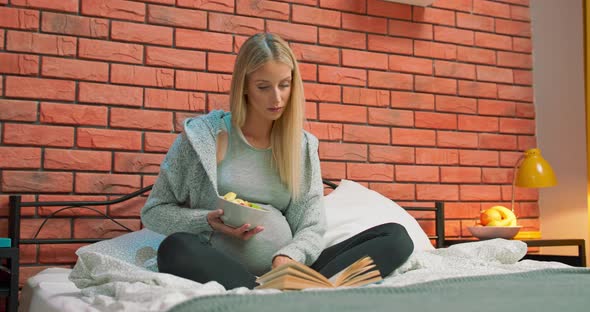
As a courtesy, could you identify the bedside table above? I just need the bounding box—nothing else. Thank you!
[0,246,19,312]
[445,238,586,267]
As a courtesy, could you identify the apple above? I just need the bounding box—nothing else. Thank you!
[480,208,502,226]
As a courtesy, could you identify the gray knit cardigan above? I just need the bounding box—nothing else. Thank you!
[141,110,326,265]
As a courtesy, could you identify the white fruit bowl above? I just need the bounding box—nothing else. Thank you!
[217,196,269,230]
[467,226,522,240]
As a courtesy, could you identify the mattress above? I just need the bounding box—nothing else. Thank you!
[19,268,94,312]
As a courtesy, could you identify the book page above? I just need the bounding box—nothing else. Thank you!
[330,256,375,286]
[256,274,333,290]
[256,261,332,287]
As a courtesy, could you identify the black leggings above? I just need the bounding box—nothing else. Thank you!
[157,222,414,289]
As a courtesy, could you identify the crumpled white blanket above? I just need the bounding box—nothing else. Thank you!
[67,238,570,312]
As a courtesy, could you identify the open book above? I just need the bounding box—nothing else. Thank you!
[255,255,382,290]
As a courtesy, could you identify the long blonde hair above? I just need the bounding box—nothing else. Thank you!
[229,33,305,199]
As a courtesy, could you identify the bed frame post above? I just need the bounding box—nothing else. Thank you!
[8,196,21,248]
[435,201,445,248]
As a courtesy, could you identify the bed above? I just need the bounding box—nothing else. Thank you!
[10,180,590,312]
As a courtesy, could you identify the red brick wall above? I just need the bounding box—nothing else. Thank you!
[0,0,535,283]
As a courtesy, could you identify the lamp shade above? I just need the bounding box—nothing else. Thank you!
[515,148,557,188]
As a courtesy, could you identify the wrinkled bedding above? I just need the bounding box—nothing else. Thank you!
[57,239,575,312]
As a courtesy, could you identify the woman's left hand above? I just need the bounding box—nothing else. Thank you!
[272,255,293,268]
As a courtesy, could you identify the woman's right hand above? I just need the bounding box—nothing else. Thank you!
[207,209,264,240]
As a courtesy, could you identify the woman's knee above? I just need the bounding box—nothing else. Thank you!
[377,223,414,255]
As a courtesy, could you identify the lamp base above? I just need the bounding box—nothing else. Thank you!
[513,231,542,240]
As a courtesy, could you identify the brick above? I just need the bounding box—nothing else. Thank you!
[416,147,458,165]
[291,43,339,65]
[496,19,530,37]
[499,117,535,134]
[476,65,513,83]
[318,142,367,161]
[369,71,413,90]
[389,20,432,40]
[473,0,510,18]
[44,149,111,171]
[343,124,389,144]
[145,88,206,111]
[458,80,497,98]
[319,103,366,123]
[0,30,4,50]
[460,185,502,201]
[478,99,516,116]
[318,65,366,86]
[502,184,538,201]
[368,108,413,127]
[482,168,512,184]
[0,100,37,121]
[42,12,109,38]
[342,49,388,70]
[207,93,230,111]
[515,103,535,118]
[209,12,264,36]
[435,95,476,114]
[321,0,365,13]
[479,133,517,150]
[146,46,205,70]
[0,147,41,169]
[305,102,318,120]
[109,196,147,217]
[147,4,207,29]
[79,38,143,64]
[457,46,495,65]
[6,76,75,101]
[460,149,499,167]
[498,51,532,69]
[143,175,159,189]
[292,5,340,28]
[77,128,142,151]
[498,85,532,102]
[396,165,439,183]
[144,132,177,152]
[513,69,532,85]
[456,12,494,31]
[305,121,342,141]
[431,0,472,11]
[177,0,234,13]
[391,91,434,110]
[513,37,531,53]
[518,135,535,150]
[367,0,411,19]
[319,28,366,49]
[391,128,435,146]
[342,13,386,34]
[11,0,78,12]
[39,244,80,264]
[303,83,340,102]
[441,167,481,183]
[299,63,317,81]
[367,34,412,54]
[0,52,38,75]
[437,131,478,148]
[370,182,415,201]
[348,163,394,182]
[434,60,475,80]
[42,57,109,82]
[74,219,141,238]
[390,55,432,75]
[134,0,175,4]
[176,71,232,92]
[114,152,165,173]
[475,32,512,51]
[458,115,499,132]
[20,218,71,240]
[413,7,455,26]
[415,76,457,95]
[207,52,236,73]
[40,102,107,126]
[444,202,482,219]
[416,111,457,130]
[110,107,173,131]
[434,25,473,45]
[7,31,76,56]
[319,161,346,180]
[79,82,142,106]
[81,0,145,22]
[19,244,36,263]
[369,145,414,164]
[2,171,73,193]
[510,4,530,21]
[111,64,174,88]
[343,87,389,107]
[176,29,233,52]
[236,0,289,20]
[414,40,457,60]
[266,20,317,43]
[0,6,39,30]
[111,21,172,46]
[416,184,459,201]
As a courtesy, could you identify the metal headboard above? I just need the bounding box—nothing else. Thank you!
[8,180,445,248]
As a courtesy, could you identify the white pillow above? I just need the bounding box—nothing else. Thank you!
[323,179,435,252]
[75,228,166,271]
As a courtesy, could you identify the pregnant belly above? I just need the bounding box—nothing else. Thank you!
[210,205,292,276]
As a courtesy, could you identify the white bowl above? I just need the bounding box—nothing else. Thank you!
[217,196,269,230]
[467,226,522,240]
